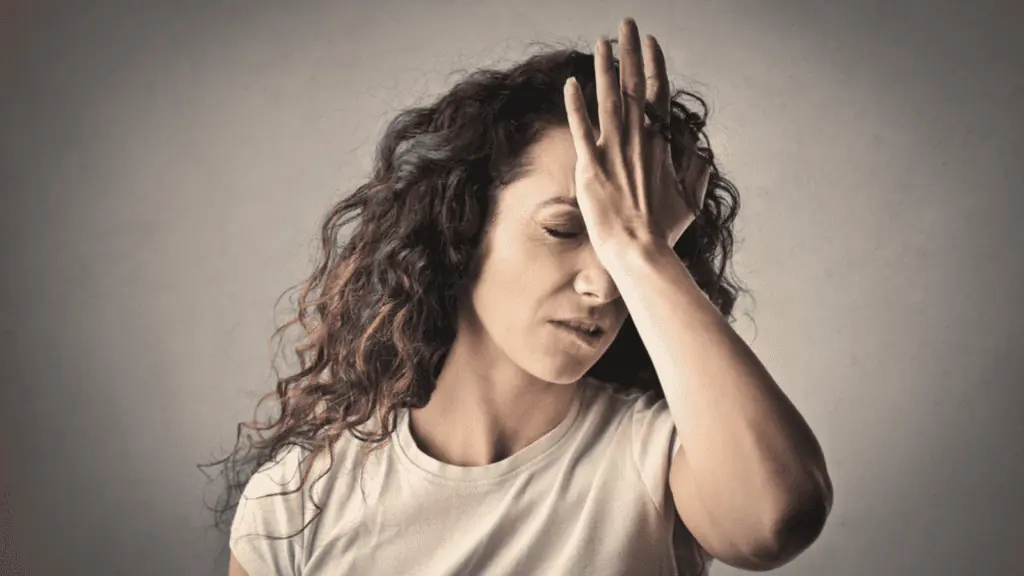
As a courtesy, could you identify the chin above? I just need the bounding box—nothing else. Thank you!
[503,332,606,386]
[527,362,593,386]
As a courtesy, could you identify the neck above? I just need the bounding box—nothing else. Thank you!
[407,327,580,467]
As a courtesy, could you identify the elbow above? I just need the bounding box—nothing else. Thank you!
[748,478,834,571]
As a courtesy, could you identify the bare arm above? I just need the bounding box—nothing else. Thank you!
[606,242,832,568]
[228,552,250,576]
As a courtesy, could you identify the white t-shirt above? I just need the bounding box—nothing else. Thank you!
[230,376,711,575]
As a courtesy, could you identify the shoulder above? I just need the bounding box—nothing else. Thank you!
[229,444,317,576]
[584,377,680,492]
[251,444,312,489]
[584,378,707,566]
[232,444,314,536]
[578,376,676,456]
[236,443,331,517]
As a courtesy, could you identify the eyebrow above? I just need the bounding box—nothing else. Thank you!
[536,196,579,209]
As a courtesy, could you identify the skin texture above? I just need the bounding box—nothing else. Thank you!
[228,129,635,576]
[405,18,714,474]
[563,19,832,569]
[407,127,629,468]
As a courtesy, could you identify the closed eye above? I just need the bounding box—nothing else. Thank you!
[543,227,582,240]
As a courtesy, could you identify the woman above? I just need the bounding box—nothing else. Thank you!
[201,18,833,576]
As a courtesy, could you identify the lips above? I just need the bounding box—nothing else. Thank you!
[551,320,604,346]
[554,319,605,335]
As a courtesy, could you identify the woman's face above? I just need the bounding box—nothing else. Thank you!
[457,126,629,385]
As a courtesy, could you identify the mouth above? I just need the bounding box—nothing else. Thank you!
[550,320,605,346]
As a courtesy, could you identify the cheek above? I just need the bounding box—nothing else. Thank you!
[474,242,563,323]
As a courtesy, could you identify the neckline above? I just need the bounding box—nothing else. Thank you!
[394,380,587,483]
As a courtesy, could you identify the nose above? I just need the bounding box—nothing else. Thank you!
[573,244,620,303]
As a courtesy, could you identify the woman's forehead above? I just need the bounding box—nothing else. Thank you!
[509,128,579,203]
[525,127,578,172]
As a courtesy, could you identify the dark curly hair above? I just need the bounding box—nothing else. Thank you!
[199,39,750,575]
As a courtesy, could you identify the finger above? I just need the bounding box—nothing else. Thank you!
[619,18,646,151]
[681,147,710,211]
[563,78,599,165]
[643,34,670,119]
[594,35,622,147]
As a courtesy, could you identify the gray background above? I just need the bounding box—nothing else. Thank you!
[2,0,1022,574]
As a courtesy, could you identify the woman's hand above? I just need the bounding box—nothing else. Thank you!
[563,18,711,261]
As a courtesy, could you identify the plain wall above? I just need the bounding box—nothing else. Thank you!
[2,0,1022,574]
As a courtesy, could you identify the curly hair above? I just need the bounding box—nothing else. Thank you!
[199,40,750,574]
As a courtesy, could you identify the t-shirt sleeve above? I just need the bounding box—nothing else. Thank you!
[629,389,685,517]
[229,445,309,576]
